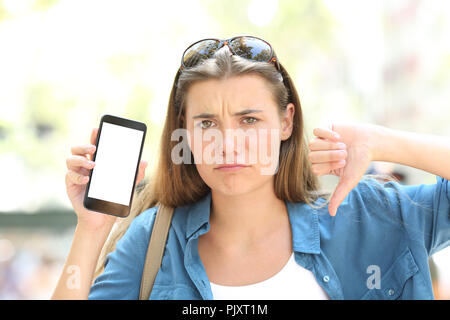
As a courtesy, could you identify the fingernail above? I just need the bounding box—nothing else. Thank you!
[337,142,346,149]
[333,133,341,140]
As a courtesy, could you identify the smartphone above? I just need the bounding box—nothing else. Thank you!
[83,114,147,218]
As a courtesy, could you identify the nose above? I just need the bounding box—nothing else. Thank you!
[221,127,245,164]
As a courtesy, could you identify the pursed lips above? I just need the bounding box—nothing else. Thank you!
[214,164,250,171]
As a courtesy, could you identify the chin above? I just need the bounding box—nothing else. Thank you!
[215,184,252,196]
[212,176,265,197]
[198,166,268,195]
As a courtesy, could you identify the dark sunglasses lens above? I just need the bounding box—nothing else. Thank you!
[229,37,272,62]
[183,40,220,68]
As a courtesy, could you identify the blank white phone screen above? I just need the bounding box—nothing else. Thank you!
[88,122,144,206]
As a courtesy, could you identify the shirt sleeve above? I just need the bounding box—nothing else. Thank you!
[361,175,450,257]
[88,207,157,300]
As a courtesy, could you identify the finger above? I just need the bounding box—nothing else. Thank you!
[66,155,96,170]
[311,160,346,175]
[328,174,359,216]
[66,170,90,185]
[313,127,341,142]
[88,128,99,161]
[73,166,90,176]
[71,144,96,156]
[309,138,346,151]
[308,149,347,164]
[90,127,99,146]
[330,166,345,177]
[65,167,90,183]
[135,160,148,186]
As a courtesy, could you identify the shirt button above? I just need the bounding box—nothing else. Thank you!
[323,276,330,283]
[388,289,395,296]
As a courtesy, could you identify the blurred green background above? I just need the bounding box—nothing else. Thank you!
[0,0,449,299]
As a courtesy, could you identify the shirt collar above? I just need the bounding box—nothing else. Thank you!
[285,199,321,254]
[185,190,321,255]
[185,191,212,239]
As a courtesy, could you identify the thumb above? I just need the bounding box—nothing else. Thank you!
[328,174,357,216]
[135,160,148,186]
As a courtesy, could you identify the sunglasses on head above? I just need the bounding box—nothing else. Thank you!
[179,36,281,72]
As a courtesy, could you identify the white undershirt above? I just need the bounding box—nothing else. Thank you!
[210,253,330,300]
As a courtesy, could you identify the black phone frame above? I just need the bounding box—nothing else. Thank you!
[83,114,147,218]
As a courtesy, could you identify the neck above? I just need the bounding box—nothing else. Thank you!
[209,179,290,248]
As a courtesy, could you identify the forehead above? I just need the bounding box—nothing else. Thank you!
[185,74,277,114]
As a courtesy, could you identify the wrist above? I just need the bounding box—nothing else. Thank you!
[74,221,114,243]
[75,211,116,233]
[368,124,393,162]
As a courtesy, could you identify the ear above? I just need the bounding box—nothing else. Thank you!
[280,103,295,141]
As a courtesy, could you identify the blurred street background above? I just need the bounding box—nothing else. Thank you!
[0,0,449,299]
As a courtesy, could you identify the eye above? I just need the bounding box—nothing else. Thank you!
[197,120,216,129]
[242,117,259,125]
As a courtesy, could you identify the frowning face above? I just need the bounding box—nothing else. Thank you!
[183,74,295,196]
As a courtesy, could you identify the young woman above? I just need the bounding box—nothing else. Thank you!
[52,36,450,300]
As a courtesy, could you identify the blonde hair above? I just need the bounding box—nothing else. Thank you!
[93,46,392,281]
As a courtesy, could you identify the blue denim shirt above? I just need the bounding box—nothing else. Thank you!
[89,176,450,300]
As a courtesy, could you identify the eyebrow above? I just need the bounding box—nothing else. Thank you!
[192,109,263,119]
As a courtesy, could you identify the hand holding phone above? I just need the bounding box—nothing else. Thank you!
[65,115,147,229]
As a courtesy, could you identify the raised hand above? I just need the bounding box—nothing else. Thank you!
[65,127,148,230]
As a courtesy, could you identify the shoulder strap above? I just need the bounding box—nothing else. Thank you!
[139,204,174,300]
